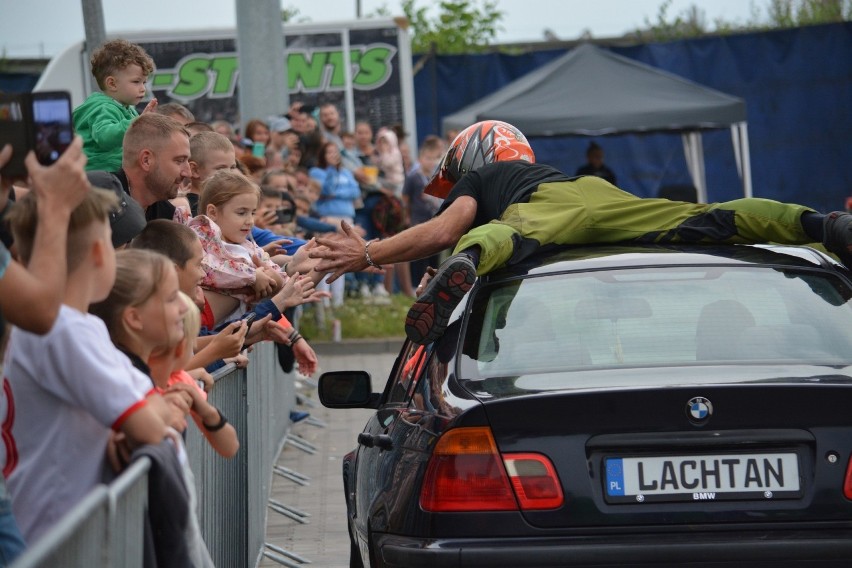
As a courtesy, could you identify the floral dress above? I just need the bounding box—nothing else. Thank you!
[188,215,283,307]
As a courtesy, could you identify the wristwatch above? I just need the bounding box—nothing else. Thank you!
[203,409,228,432]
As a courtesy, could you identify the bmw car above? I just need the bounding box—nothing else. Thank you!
[319,244,852,568]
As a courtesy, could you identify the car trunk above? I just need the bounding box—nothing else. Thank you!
[480,379,852,530]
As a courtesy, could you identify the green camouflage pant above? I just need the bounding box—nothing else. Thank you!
[454,176,815,274]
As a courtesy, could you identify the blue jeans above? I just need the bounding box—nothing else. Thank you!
[354,193,384,287]
[0,479,25,566]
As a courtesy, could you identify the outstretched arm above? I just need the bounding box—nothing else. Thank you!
[0,138,90,333]
[310,196,478,283]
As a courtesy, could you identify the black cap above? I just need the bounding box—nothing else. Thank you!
[85,171,146,248]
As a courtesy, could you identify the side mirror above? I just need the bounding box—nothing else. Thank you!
[318,370,380,409]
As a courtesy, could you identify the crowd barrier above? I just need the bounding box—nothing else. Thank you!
[12,341,295,568]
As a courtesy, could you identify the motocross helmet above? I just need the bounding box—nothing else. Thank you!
[424,120,534,198]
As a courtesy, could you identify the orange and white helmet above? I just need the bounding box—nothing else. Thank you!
[425,120,535,198]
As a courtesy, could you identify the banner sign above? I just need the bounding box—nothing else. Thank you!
[139,24,407,131]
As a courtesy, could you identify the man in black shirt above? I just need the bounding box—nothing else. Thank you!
[310,120,852,345]
[575,141,617,185]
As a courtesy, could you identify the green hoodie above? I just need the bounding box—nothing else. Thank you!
[73,92,139,171]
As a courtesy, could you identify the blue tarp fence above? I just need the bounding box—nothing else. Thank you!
[414,23,852,210]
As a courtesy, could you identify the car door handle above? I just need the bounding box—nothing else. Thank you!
[358,433,394,451]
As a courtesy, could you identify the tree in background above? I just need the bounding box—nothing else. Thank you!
[281,1,504,55]
[401,0,505,54]
[765,0,852,27]
[634,0,852,42]
[281,6,309,23]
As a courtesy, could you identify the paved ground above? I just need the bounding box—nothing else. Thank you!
[259,340,402,568]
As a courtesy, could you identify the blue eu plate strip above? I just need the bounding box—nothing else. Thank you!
[606,458,625,496]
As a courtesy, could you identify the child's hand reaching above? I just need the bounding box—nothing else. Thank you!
[261,239,291,256]
[292,339,318,376]
[272,271,310,309]
[141,97,158,113]
[273,271,330,307]
[301,287,332,305]
[287,239,328,282]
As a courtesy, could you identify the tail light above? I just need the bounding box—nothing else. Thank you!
[843,455,852,499]
[420,427,564,512]
[503,453,564,510]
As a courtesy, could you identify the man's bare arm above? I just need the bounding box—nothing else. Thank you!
[310,196,478,282]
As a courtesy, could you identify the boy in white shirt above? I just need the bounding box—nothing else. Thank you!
[0,187,169,543]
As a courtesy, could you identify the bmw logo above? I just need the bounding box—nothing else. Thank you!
[686,397,713,425]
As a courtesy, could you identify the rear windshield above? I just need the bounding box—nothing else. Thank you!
[462,265,852,383]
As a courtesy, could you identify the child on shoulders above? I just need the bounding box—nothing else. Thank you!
[73,39,158,171]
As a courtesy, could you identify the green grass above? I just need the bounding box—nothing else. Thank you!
[297,294,414,341]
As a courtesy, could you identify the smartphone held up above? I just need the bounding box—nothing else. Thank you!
[0,91,74,178]
[238,311,258,333]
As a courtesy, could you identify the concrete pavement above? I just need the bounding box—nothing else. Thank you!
[259,339,402,568]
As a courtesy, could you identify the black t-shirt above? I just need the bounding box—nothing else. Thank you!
[186,192,199,217]
[575,163,616,186]
[112,169,177,222]
[437,161,569,228]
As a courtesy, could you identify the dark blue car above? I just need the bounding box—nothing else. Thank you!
[320,244,852,568]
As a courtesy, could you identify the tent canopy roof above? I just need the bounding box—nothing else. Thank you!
[442,44,746,137]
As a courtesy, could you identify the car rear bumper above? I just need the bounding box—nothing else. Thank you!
[375,531,852,567]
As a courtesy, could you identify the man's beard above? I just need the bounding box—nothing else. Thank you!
[146,163,180,201]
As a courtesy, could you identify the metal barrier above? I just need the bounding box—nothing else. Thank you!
[186,341,295,567]
[11,458,150,568]
[11,341,295,568]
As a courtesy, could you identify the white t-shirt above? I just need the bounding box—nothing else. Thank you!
[0,305,153,543]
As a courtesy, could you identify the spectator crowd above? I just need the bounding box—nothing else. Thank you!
[0,38,447,566]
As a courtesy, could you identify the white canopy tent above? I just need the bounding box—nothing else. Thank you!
[443,44,752,202]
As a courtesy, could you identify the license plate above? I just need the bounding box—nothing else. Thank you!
[604,452,801,503]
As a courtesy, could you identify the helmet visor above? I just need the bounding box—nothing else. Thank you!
[424,169,456,199]
[424,147,458,198]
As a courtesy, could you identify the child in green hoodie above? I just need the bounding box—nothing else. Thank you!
[73,39,158,171]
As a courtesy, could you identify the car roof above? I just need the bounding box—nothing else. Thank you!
[482,243,841,283]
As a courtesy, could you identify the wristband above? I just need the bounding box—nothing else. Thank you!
[364,239,380,268]
[287,328,303,346]
[203,409,228,432]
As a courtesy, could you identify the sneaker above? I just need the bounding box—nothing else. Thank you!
[371,284,391,305]
[823,211,852,268]
[359,283,372,298]
[405,253,477,345]
[372,284,390,297]
[290,410,310,423]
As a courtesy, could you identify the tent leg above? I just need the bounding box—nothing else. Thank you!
[739,123,753,199]
[682,132,707,203]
